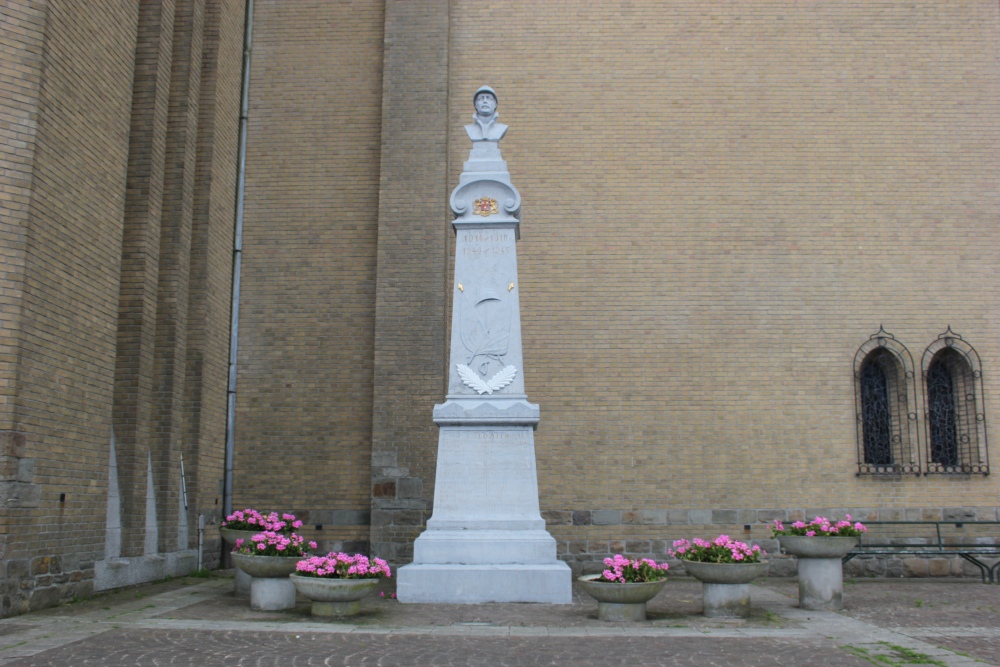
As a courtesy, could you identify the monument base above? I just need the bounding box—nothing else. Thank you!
[413,529,558,563]
[396,562,572,604]
[397,423,573,604]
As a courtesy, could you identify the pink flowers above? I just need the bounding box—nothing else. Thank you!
[597,554,669,583]
[771,515,868,538]
[232,530,311,558]
[223,508,305,534]
[670,535,765,564]
[296,553,392,580]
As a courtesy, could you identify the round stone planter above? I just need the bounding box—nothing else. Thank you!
[681,560,769,618]
[289,575,381,617]
[778,536,858,611]
[220,527,262,546]
[577,574,667,621]
[230,553,302,611]
[778,535,858,559]
[221,528,262,597]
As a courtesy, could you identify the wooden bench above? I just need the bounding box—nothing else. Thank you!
[843,520,1000,583]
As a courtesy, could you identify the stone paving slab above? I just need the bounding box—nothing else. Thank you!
[0,574,995,666]
[155,577,797,631]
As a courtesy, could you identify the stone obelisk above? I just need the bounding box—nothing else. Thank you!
[396,87,572,603]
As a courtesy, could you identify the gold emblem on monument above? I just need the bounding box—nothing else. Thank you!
[473,197,499,217]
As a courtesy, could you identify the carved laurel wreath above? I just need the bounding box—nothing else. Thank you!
[457,364,517,395]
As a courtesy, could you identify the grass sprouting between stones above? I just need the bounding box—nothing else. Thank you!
[841,642,949,666]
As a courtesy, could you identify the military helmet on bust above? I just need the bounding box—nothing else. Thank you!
[473,85,498,106]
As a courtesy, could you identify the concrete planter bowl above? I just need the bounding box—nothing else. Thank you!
[778,535,858,559]
[230,553,301,578]
[220,527,262,546]
[778,536,859,611]
[681,560,769,585]
[681,560,769,618]
[289,575,381,617]
[221,529,266,597]
[578,574,667,621]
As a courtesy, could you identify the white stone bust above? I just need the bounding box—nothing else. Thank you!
[465,85,508,142]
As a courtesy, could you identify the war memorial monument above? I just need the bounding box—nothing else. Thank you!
[397,87,572,603]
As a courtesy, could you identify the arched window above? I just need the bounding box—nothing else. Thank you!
[922,328,989,475]
[854,327,919,475]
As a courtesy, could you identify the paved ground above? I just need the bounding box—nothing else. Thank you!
[0,573,996,666]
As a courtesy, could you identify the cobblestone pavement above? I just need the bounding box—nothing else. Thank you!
[0,574,994,666]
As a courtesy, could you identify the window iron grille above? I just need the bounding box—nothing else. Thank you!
[854,326,920,475]
[921,327,989,475]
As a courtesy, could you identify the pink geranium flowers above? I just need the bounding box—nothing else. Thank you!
[598,554,669,583]
[670,534,765,564]
[232,531,316,557]
[222,508,304,533]
[296,553,392,580]
[770,515,867,538]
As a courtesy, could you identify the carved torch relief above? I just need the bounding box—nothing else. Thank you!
[456,283,517,395]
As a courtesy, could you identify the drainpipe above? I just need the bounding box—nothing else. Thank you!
[223,0,254,530]
[197,514,205,571]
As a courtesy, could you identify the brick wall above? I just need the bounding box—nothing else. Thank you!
[151,0,204,553]
[233,0,385,551]
[228,1,1000,573]
[183,0,247,561]
[0,0,139,613]
[0,0,47,439]
[0,0,245,615]
[113,0,177,558]
[445,0,1000,566]
[368,0,451,561]
[109,0,244,571]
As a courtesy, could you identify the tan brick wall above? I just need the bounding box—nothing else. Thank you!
[1,0,139,607]
[183,0,247,552]
[0,0,245,615]
[113,0,178,557]
[233,1,385,522]
[445,1,1000,539]
[1,2,994,595]
[152,0,205,552]
[111,0,243,562]
[225,1,1000,567]
[369,0,451,561]
[0,1,47,436]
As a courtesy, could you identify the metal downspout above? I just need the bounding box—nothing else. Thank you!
[223,0,254,529]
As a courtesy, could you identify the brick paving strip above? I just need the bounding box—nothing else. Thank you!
[0,578,994,666]
[0,580,233,664]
